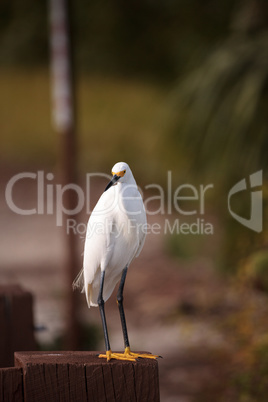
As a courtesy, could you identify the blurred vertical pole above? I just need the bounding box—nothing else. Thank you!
[49,0,79,350]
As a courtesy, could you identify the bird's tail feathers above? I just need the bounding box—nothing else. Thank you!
[72,268,85,293]
[86,283,98,308]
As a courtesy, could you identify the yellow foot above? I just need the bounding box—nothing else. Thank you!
[121,347,160,360]
[99,347,160,362]
[98,349,136,362]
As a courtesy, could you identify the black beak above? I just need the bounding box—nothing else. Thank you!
[104,174,121,192]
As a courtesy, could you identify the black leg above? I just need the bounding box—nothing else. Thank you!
[117,265,130,349]
[97,271,111,352]
[98,266,158,361]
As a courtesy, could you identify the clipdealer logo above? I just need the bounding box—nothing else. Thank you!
[5,170,264,235]
[228,170,263,233]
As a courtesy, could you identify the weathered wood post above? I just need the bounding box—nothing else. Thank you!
[0,285,36,368]
[0,366,23,401]
[49,0,79,350]
[15,351,160,401]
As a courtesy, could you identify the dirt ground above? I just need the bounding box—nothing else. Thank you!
[1,165,236,401]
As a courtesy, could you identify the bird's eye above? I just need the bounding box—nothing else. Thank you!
[124,170,126,174]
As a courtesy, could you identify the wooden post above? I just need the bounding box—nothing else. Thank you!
[0,285,36,368]
[0,367,23,402]
[49,0,79,349]
[15,351,160,402]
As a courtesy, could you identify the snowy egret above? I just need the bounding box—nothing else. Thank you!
[73,162,159,362]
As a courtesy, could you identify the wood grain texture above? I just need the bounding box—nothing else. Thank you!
[0,285,36,368]
[15,351,160,402]
[0,367,23,402]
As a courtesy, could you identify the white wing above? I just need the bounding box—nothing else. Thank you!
[119,186,147,261]
[72,190,114,295]
[74,183,147,308]
[83,188,117,307]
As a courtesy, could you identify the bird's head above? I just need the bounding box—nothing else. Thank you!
[104,162,133,191]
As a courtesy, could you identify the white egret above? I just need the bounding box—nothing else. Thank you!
[73,162,158,362]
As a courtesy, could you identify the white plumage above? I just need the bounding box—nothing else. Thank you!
[74,162,146,307]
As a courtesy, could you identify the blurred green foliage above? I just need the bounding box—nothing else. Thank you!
[225,272,268,402]
[163,0,268,272]
[167,33,268,185]
[0,1,48,66]
[0,0,234,80]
